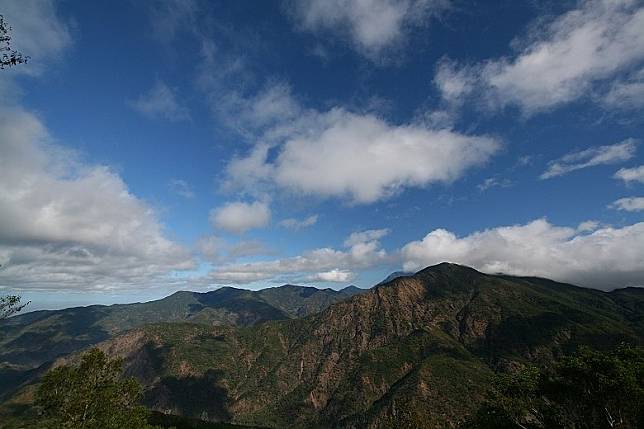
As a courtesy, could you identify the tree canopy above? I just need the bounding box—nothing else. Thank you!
[466,344,644,428]
[0,295,29,319]
[35,348,155,429]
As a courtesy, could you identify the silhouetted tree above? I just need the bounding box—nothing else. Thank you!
[0,295,29,319]
[35,348,157,429]
[1,14,29,69]
[465,345,644,428]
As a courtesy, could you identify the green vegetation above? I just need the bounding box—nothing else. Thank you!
[35,348,153,429]
[466,345,644,428]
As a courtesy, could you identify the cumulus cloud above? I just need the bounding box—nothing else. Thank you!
[0,105,194,291]
[614,165,644,184]
[401,219,644,290]
[609,197,644,212]
[306,269,355,282]
[224,87,499,203]
[0,0,72,75]
[130,80,190,122]
[287,0,448,59]
[168,179,194,198]
[208,228,389,284]
[209,201,271,234]
[435,0,644,115]
[540,139,637,179]
[279,214,319,230]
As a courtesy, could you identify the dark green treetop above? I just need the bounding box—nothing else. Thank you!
[35,348,157,429]
[465,344,644,428]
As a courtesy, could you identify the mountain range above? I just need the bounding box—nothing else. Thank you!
[1,263,643,428]
[0,285,364,401]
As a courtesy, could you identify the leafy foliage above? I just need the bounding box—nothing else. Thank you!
[35,348,154,428]
[466,345,644,428]
[0,15,28,69]
[0,295,29,319]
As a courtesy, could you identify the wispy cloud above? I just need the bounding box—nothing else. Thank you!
[130,80,190,122]
[602,68,644,110]
[279,214,318,230]
[609,197,644,212]
[286,0,450,60]
[478,176,512,192]
[540,139,637,179]
[208,228,390,284]
[168,179,194,198]
[614,165,644,184]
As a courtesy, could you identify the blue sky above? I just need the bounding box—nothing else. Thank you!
[1,0,643,310]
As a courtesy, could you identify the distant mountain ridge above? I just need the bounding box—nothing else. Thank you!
[0,283,366,401]
[4,263,642,428]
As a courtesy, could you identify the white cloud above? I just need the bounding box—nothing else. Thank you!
[168,179,194,198]
[614,165,644,184]
[609,197,644,212]
[0,0,72,75]
[436,0,644,115]
[208,228,389,284]
[401,219,644,290]
[279,214,319,230]
[209,201,271,234]
[344,228,390,247]
[602,68,644,110]
[577,220,600,232]
[0,104,194,291]
[273,115,497,203]
[306,269,355,282]
[540,139,637,179]
[130,80,190,122]
[478,176,512,191]
[287,0,448,59]
[225,89,500,203]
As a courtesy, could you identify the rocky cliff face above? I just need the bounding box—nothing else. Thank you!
[85,263,643,428]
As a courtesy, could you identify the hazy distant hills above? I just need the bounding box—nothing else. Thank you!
[0,284,365,400]
[2,264,644,428]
